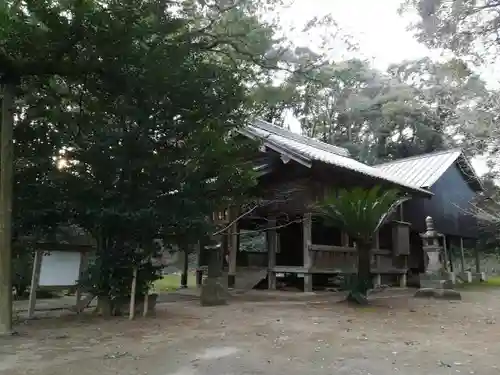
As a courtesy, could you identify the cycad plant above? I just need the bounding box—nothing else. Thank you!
[316,186,407,304]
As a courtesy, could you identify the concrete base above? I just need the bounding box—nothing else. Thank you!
[227,274,235,289]
[196,270,203,287]
[445,272,456,284]
[473,272,487,282]
[304,275,313,292]
[414,287,462,300]
[372,274,382,288]
[460,271,473,283]
[399,273,407,288]
[200,277,230,306]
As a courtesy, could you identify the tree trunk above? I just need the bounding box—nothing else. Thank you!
[0,83,14,335]
[347,241,372,305]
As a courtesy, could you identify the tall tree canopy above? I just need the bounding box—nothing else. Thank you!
[401,0,500,64]
[1,0,351,321]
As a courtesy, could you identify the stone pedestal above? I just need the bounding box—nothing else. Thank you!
[399,273,407,288]
[473,272,487,282]
[200,239,229,306]
[460,271,473,283]
[200,277,230,306]
[414,217,461,300]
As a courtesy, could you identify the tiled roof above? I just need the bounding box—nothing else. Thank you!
[240,119,432,196]
[375,149,483,191]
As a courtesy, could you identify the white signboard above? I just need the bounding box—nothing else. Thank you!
[39,251,81,287]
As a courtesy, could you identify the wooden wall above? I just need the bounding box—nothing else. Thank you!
[404,164,479,238]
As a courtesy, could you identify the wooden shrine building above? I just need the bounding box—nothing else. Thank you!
[199,120,436,292]
[375,149,484,276]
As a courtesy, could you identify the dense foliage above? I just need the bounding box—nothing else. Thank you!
[316,186,404,302]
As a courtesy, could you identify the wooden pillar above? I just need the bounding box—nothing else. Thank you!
[181,245,189,288]
[459,237,466,272]
[445,236,454,272]
[441,235,449,272]
[27,250,43,319]
[303,213,312,292]
[129,267,138,320]
[75,251,89,306]
[373,230,380,286]
[474,247,481,274]
[399,255,408,287]
[195,241,203,287]
[267,218,277,290]
[227,206,238,289]
[373,230,380,267]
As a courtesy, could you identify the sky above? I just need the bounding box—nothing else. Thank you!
[276,0,490,175]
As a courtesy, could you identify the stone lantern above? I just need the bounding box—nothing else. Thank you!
[414,216,461,300]
[200,236,230,306]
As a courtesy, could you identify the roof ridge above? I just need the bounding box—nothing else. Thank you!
[252,119,351,158]
[375,148,463,166]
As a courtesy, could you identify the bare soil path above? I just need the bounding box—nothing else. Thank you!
[1,288,499,375]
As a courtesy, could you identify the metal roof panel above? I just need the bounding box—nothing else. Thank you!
[375,150,463,188]
[241,120,432,196]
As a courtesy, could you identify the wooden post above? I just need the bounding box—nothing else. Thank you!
[303,213,312,292]
[441,235,449,272]
[444,235,454,272]
[0,83,14,335]
[129,267,138,320]
[27,250,43,319]
[75,251,88,306]
[399,255,408,287]
[228,206,238,289]
[142,285,149,317]
[267,217,277,290]
[474,245,481,274]
[181,245,189,288]
[373,230,380,286]
[195,241,203,287]
[459,237,466,273]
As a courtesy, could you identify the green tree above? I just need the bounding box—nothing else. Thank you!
[316,186,405,304]
[401,0,500,64]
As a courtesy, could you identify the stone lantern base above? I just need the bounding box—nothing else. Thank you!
[414,216,462,301]
[414,287,461,300]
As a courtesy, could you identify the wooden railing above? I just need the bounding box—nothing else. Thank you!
[308,244,394,272]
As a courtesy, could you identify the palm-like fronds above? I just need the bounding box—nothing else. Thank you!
[316,186,407,243]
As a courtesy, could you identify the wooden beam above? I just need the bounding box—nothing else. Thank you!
[272,265,407,275]
[309,244,391,255]
[303,213,313,292]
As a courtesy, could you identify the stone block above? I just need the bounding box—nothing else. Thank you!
[372,274,382,288]
[399,273,407,288]
[460,271,473,283]
[473,272,487,282]
[445,272,456,285]
[200,277,230,306]
[414,287,461,300]
[419,276,447,289]
[434,289,462,300]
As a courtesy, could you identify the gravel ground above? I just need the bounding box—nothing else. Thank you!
[1,288,499,375]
